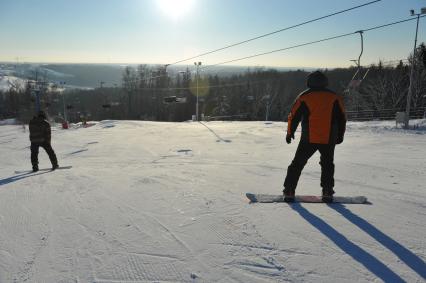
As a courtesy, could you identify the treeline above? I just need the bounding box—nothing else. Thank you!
[1,44,425,123]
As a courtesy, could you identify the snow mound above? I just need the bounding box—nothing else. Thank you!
[347,119,426,134]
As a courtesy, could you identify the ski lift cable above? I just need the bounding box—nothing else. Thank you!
[362,16,426,32]
[113,16,423,88]
[346,16,426,90]
[203,33,356,69]
[201,15,426,70]
[167,0,382,66]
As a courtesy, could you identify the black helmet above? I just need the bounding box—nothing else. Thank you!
[37,111,47,119]
[307,71,328,88]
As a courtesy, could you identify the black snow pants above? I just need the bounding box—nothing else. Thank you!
[31,142,58,168]
[284,142,335,193]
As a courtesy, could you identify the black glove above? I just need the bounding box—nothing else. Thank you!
[286,133,294,144]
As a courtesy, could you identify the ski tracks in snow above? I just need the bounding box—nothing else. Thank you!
[181,212,302,282]
[70,187,202,282]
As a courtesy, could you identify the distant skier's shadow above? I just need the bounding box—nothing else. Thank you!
[67,148,89,155]
[0,171,50,186]
[290,203,405,282]
[330,203,426,280]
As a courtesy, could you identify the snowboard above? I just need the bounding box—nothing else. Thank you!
[15,166,72,174]
[246,193,367,204]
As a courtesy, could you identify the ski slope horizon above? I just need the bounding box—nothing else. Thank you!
[0,119,425,282]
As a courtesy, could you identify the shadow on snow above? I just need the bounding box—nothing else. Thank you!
[0,171,50,186]
[290,203,407,282]
[330,203,426,280]
[199,122,232,143]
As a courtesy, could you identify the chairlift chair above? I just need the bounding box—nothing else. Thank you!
[346,31,370,92]
[163,96,187,104]
[163,96,177,103]
[175,97,187,103]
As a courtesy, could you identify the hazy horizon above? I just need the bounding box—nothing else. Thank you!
[1,0,425,69]
[0,61,320,71]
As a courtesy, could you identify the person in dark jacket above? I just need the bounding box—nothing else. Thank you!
[29,111,58,172]
[283,71,346,202]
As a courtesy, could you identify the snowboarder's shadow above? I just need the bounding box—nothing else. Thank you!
[330,203,426,280]
[0,171,50,186]
[289,203,406,282]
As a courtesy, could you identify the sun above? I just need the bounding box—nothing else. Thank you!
[156,0,194,20]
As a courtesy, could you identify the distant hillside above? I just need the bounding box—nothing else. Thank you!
[0,63,126,89]
[43,64,128,88]
[0,63,312,89]
[0,75,26,92]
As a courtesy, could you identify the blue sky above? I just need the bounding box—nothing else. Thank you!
[0,0,425,68]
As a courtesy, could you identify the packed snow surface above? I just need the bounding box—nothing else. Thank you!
[0,120,425,282]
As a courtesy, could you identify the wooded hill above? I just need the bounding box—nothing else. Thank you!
[1,44,425,123]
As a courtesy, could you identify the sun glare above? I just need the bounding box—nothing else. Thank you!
[156,0,194,20]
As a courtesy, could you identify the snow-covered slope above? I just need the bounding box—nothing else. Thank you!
[0,120,425,282]
[0,75,26,92]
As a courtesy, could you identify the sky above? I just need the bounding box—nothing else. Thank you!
[0,0,425,68]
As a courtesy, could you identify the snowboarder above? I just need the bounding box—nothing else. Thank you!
[29,111,59,172]
[283,71,346,202]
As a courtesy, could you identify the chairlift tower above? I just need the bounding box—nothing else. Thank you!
[194,62,202,121]
[33,85,41,113]
[405,8,426,129]
[32,71,46,113]
[59,81,67,122]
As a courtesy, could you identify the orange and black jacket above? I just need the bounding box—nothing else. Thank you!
[287,88,346,145]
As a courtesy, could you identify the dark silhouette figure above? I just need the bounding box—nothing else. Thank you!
[29,111,58,172]
[284,71,346,202]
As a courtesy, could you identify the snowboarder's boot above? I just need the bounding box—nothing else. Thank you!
[52,163,59,171]
[283,187,295,203]
[322,187,335,203]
